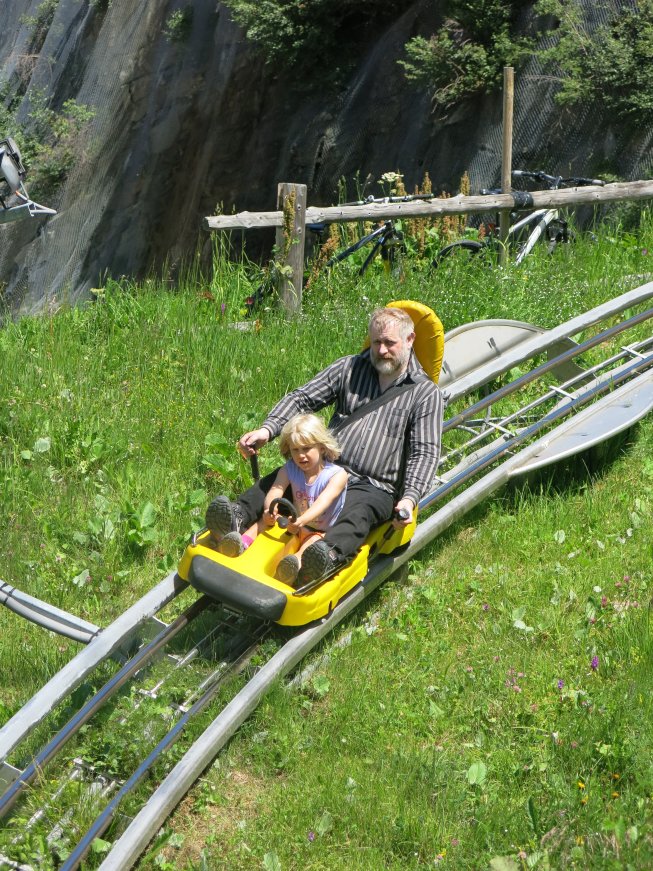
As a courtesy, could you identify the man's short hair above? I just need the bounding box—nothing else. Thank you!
[369,307,415,341]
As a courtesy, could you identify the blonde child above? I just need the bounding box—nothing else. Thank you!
[217,414,347,586]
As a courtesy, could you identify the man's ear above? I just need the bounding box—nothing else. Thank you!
[407,330,416,346]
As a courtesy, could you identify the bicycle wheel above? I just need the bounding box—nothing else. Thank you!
[432,240,486,267]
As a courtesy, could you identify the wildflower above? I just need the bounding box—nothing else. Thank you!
[578,781,585,790]
[307,831,315,842]
[450,838,459,847]
[580,796,588,805]
[482,603,490,611]
[513,685,522,693]
[612,791,620,798]
[557,679,564,690]
[590,655,599,671]
[623,574,630,582]
[600,596,608,607]
[613,773,621,780]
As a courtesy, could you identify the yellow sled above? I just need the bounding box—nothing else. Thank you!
[177,513,416,626]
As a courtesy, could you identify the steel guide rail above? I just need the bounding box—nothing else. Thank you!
[0,597,211,820]
[0,604,273,870]
[1,283,653,869]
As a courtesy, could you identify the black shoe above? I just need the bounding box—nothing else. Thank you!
[275,554,300,585]
[296,540,345,585]
[205,496,246,537]
[217,531,245,557]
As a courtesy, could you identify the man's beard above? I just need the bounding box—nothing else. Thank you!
[371,345,410,376]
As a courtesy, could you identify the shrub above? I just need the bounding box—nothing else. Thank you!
[221,0,413,77]
[534,0,653,127]
[399,0,534,111]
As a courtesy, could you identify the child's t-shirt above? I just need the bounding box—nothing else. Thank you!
[284,460,346,532]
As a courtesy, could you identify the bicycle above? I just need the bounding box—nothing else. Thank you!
[243,193,423,316]
[432,169,605,267]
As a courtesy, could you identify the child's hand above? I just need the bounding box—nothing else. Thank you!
[287,519,302,534]
[263,509,277,528]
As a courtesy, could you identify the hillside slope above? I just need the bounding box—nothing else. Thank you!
[0,0,651,315]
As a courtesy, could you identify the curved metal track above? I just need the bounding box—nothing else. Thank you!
[1,282,653,871]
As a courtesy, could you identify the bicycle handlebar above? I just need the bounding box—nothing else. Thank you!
[512,169,605,188]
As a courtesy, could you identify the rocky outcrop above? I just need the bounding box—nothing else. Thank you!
[0,0,650,315]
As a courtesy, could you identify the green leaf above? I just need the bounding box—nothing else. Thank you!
[512,607,533,632]
[137,501,157,528]
[91,838,112,854]
[263,851,282,871]
[34,436,51,453]
[466,761,487,785]
[316,810,333,835]
[72,569,91,587]
[429,700,445,718]
[489,858,519,871]
[312,675,330,698]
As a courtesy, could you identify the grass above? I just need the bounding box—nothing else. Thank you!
[1,209,653,868]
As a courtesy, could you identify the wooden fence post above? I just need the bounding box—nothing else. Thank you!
[275,182,307,315]
[499,66,514,267]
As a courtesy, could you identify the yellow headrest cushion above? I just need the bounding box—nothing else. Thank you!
[363,300,444,383]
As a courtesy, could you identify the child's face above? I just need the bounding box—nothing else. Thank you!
[290,443,322,474]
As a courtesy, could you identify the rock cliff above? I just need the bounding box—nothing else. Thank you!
[0,0,650,315]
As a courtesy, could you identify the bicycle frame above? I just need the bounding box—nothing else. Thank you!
[509,207,563,265]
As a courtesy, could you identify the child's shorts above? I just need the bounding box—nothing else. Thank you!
[297,527,324,545]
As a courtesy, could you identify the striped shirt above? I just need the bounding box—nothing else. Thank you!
[262,349,443,505]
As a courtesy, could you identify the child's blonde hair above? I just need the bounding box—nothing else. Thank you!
[279,413,341,462]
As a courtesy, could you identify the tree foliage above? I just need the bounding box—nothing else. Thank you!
[534,0,653,126]
[222,0,413,72]
[399,0,534,111]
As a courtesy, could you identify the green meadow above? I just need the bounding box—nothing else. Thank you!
[1,211,653,869]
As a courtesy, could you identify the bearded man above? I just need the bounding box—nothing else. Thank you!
[206,307,444,584]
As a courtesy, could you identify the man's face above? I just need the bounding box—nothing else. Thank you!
[369,321,414,376]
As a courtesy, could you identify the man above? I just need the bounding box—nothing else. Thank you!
[207,306,444,584]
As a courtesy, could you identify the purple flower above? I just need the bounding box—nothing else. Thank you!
[557,679,564,689]
[307,831,315,842]
[591,655,599,671]
[482,603,490,611]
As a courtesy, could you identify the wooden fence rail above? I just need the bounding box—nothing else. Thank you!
[204,179,653,314]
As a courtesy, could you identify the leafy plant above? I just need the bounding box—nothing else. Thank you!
[534,0,653,127]
[124,500,159,550]
[399,0,534,111]
[221,0,413,79]
[163,7,194,43]
[22,95,95,197]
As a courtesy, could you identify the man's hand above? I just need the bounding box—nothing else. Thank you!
[392,498,414,529]
[238,428,270,459]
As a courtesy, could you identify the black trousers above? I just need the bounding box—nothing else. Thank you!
[238,470,395,560]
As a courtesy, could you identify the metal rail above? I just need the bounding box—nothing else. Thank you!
[0,597,211,819]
